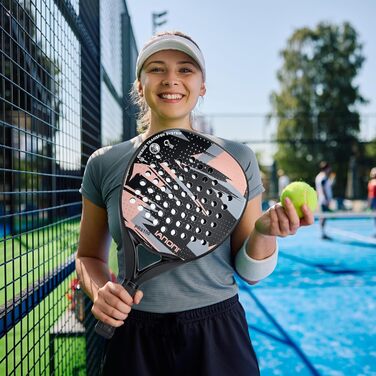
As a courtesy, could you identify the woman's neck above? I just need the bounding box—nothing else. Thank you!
[141,116,193,141]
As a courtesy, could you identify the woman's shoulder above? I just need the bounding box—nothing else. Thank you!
[87,136,140,166]
[203,133,256,161]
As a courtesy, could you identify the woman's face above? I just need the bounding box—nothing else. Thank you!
[138,49,206,125]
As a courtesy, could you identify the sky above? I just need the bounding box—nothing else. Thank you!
[125,0,376,164]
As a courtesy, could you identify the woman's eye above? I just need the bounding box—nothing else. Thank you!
[149,67,163,72]
[180,67,193,73]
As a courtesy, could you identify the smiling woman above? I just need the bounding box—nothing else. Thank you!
[75,30,315,376]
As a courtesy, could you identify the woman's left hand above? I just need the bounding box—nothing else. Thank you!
[255,197,314,238]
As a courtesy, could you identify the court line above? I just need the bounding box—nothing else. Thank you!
[246,289,321,376]
[327,228,376,245]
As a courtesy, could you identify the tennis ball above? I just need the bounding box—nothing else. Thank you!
[280,181,318,218]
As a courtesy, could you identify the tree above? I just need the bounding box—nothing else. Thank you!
[270,22,367,198]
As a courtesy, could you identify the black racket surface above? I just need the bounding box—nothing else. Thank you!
[95,128,248,338]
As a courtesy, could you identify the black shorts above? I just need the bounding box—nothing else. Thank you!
[100,294,260,376]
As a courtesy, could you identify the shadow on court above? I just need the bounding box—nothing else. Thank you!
[238,219,376,376]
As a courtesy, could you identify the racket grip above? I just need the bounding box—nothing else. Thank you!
[94,281,139,339]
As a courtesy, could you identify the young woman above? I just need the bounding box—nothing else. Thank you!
[76,31,314,376]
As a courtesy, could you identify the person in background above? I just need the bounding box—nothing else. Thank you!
[368,167,376,236]
[315,161,333,239]
[277,169,290,196]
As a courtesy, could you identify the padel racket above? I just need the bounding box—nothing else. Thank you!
[95,128,248,338]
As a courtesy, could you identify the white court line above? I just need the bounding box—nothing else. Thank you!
[327,227,376,245]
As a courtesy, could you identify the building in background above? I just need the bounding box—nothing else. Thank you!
[0,1,138,374]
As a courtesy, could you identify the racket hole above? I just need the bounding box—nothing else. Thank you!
[135,189,141,195]
[179,175,184,181]
[129,198,136,204]
[166,177,172,183]
[145,171,151,177]
[212,180,218,186]
[190,236,196,242]
[161,226,166,233]
[221,204,228,210]
[153,178,159,185]
[166,217,171,224]
[181,233,186,239]
[145,212,151,219]
[185,224,191,230]
[228,195,233,201]
[158,210,164,217]
[173,184,179,190]
[192,173,198,179]
[186,203,192,209]
[200,219,207,225]
[211,201,217,207]
[208,167,213,173]
[202,176,208,182]
[156,154,161,159]
[216,192,223,198]
[207,209,212,215]
[142,197,149,202]
[171,229,176,236]
[196,186,202,192]
[181,191,187,197]
[176,221,181,227]
[196,207,201,213]
[171,168,176,174]
[189,157,195,163]
[140,180,146,186]
[191,215,197,222]
[181,212,186,218]
[201,239,207,245]
[153,219,159,225]
[162,161,169,167]
[184,167,189,172]
[197,163,203,169]
[137,205,143,211]
[176,200,182,206]
[211,222,217,228]
[160,186,166,192]
[171,208,177,215]
[168,193,173,199]
[163,202,169,208]
[216,213,222,219]
[151,203,156,210]
[155,194,161,201]
[176,159,182,164]
[205,231,211,236]
[201,198,207,204]
[147,187,154,194]
[195,228,201,234]
[206,188,213,195]
[150,163,156,168]
[187,182,192,188]
[158,170,164,176]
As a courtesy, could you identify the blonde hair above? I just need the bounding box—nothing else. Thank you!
[130,31,202,134]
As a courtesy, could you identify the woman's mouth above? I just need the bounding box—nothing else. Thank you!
[158,93,184,101]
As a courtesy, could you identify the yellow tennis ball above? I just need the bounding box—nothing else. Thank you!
[280,181,318,218]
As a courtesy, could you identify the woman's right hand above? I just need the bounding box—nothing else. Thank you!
[91,281,143,327]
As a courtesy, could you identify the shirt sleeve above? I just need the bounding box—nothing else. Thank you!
[243,146,265,201]
[79,151,106,208]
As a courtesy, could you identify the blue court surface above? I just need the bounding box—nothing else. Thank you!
[238,218,376,376]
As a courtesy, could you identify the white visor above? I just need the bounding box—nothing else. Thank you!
[136,34,206,81]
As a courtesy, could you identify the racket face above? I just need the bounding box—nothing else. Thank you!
[121,129,248,262]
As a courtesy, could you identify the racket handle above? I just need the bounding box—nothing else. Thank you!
[94,281,139,339]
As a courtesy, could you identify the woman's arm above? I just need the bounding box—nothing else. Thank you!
[75,197,142,327]
[232,194,314,283]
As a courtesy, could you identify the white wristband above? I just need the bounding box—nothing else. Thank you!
[235,239,279,282]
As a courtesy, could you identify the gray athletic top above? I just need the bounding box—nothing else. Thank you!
[80,133,264,313]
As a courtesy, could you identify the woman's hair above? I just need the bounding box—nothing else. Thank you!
[130,31,202,134]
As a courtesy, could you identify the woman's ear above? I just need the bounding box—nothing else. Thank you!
[200,82,206,97]
[137,80,143,97]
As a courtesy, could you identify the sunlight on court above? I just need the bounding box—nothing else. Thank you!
[238,217,376,376]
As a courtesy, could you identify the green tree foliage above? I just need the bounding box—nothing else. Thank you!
[270,22,367,197]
